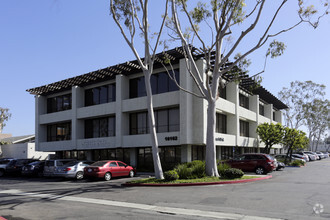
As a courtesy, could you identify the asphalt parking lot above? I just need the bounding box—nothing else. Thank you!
[0,159,330,220]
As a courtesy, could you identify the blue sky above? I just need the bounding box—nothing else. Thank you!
[0,1,329,136]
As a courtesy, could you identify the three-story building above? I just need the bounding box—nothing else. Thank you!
[27,47,287,170]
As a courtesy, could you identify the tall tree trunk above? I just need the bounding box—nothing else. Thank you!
[144,71,164,179]
[205,100,219,177]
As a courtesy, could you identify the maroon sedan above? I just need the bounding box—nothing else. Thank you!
[225,153,276,175]
[84,160,136,181]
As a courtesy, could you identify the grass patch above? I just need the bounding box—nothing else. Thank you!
[127,175,260,184]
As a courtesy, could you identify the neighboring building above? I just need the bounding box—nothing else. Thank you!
[27,47,287,170]
[0,135,54,160]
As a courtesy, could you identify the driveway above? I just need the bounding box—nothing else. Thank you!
[0,159,329,220]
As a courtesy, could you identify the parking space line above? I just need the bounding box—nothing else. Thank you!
[0,189,282,220]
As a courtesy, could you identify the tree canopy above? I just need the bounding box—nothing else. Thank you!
[0,108,11,134]
[256,123,284,154]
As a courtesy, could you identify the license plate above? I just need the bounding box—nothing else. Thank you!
[88,168,92,172]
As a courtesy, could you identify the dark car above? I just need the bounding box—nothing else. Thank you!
[21,161,45,177]
[5,159,40,176]
[0,158,15,177]
[225,153,276,175]
[84,160,136,181]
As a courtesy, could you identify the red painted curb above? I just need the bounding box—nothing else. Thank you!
[122,175,272,187]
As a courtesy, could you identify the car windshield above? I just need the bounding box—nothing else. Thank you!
[57,160,76,166]
[90,161,108,167]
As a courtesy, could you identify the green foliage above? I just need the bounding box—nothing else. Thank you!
[190,2,211,23]
[256,123,284,154]
[174,160,206,179]
[164,170,179,181]
[0,107,11,131]
[221,168,244,179]
[266,40,286,59]
[282,127,309,152]
[289,160,306,167]
[217,162,231,177]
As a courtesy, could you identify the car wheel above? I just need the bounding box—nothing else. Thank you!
[76,171,84,180]
[104,172,111,181]
[129,170,134,178]
[255,167,266,175]
[0,169,4,177]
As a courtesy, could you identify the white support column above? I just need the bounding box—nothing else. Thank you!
[35,95,47,151]
[265,104,273,122]
[181,145,192,163]
[226,82,239,145]
[72,86,84,148]
[249,95,259,138]
[115,74,129,147]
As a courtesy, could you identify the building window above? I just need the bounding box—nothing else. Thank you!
[137,147,153,171]
[85,116,115,138]
[216,113,227,134]
[47,94,72,113]
[130,108,180,135]
[239,120,249,137]
[130,112,149,135]
[259,104,265,116]
[273,111,276,121]
[129,69,179,98]
[239,94,249,109]
[47,122,71,141]
[192,145,205,161]
[218,85,226,99]
[85,84,116,106]
[159,146,181,170]
[92,149,130,164]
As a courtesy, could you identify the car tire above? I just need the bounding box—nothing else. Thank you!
[129,170,134,178]
[76,171,84,180]
[0,169,4,177]
[255,167,266,175]
[104,172,111,181]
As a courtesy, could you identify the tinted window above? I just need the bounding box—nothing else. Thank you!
[117,162,126,167]
[45,161,54,166]
[109,162,118,167]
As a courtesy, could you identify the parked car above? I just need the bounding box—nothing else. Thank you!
[292,154,308,162]
[321,152,329,158]
[315,152,326,159]
[5,159,40,176]
[292,152,309,162]
[224,153,276,175]
[303,151,319,160]
[303,152,317,161]
[43,159,77,177]
[84,160,136,181]
[54,160,94,180]
[21,161,45,177]
[0,158,15,177]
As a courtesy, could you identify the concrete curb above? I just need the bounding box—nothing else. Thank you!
[122,175,272,187]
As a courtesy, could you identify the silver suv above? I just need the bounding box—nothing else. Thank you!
[54,160,94,180]
[43,159,76,177]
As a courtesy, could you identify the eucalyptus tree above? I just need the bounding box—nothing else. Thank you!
[278,81,327,129]
[282,127,309,164]
[256,123,284,154]
[168,0,329,176]
[0,107,11,134]
[110,0,170,179]
[303,99,330,151]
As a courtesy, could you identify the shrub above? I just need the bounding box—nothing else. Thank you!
[222,168,244,179]
[174,163,193,179]
[164,170,179,181]
[289,160,305,167]
[174,160,206,179]
[217,162,231,177]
